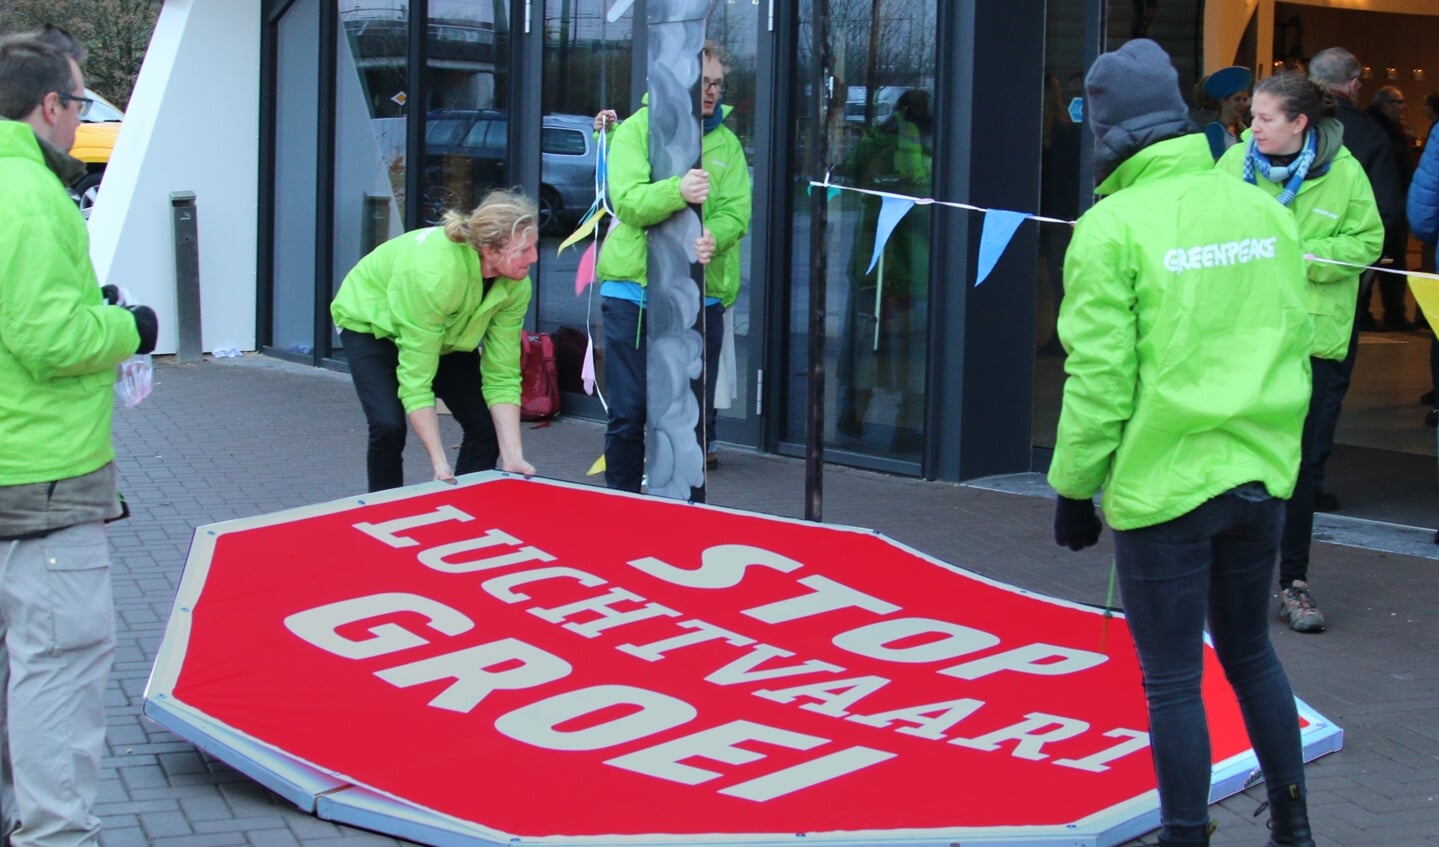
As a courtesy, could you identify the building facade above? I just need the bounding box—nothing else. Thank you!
[91,0,1439,486]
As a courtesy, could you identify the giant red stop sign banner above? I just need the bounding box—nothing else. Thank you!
[145,473,1341,846]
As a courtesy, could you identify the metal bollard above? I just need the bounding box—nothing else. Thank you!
[170,191,203,362]
[362,193,390,257]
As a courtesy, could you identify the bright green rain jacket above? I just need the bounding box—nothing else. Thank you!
[1048,134,1314,530]
[1216,123,1383,360]
[331,227,529,413]
[594,105,752,307]
[0,120,139,486]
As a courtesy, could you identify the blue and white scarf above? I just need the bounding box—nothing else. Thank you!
[1242,130,1317,207]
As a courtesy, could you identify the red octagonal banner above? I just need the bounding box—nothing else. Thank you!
[145,473,1342,846]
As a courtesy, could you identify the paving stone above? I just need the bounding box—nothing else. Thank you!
[73,355,1438,846]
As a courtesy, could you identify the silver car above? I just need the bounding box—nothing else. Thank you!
[422,111,598,231]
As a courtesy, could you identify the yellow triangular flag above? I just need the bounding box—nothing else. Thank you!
[586,454,606,476]
[1408,273,1439,319]
[557,207,608,254]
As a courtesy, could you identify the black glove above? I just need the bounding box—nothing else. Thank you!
[127,305,158,355]
[101,284,122,305]
[1054,495,1102,551]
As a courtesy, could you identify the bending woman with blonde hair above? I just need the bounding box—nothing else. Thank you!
[332,187,541,490]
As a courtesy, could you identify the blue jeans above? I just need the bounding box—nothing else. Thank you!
[1113,485,1306,844]
[602,297,723,493]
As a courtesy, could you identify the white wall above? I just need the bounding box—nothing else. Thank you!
[88,0,260,355]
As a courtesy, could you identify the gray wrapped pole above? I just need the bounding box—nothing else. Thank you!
[643,0,709,501]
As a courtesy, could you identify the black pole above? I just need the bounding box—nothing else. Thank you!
[805,0,831,523]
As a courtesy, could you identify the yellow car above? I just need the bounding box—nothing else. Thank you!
[69,88,124,218]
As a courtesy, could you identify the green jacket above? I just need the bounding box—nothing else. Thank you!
[594,105,752,307]
[1216,125,1383,360]
[0,120,140,487]
[331,227,530,413]
[1048,134,1314,530]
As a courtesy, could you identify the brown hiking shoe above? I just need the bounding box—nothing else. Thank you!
[1279,581,1325,633]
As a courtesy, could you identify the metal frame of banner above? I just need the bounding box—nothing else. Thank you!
[145,471,1344,847]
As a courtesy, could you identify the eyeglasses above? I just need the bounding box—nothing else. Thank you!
[56,92,93,117]
[703,78,726,94]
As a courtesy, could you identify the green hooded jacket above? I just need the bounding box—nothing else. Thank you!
[1048,133,1314,530]
[331,227,530,413]
[594,105,752,307]
[0,119,140,487]
[1216,123,1383,360]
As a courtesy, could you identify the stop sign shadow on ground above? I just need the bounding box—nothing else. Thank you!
[144,472,1342,846]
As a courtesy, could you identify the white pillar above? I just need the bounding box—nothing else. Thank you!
[88,0,261,355]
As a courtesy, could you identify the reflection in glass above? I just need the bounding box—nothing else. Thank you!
[421,2,510,225]
[789,1,938,464]
[272,0,320,357]
[535,2,759,433]
[1033,6,1095,449]
[333,0,410,351]
[537,0,633,403]
[704,2,758,428]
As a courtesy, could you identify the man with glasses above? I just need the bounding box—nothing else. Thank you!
[594,39,752,491]
[0,32,156,846]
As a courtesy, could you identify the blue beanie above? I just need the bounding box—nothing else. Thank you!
[1203,66,1253,101]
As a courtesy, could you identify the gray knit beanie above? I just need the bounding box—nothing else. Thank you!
[1086,39,1189,145]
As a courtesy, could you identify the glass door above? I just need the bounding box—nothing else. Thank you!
[785,0,939,468]
[535,0,771,454]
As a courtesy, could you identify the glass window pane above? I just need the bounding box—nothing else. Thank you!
[788,0,938,464]
[542,127,588,156]
[421,4,510,226]
[271,0,320,357]
[537,0,634,400]
[705,3,759,429]
[1032,2,1090,448]
[333,0,410,354]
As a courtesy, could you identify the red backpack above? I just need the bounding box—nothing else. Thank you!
[519,330,559,421]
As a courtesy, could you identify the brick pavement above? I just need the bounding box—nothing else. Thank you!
[93,355,1439,846]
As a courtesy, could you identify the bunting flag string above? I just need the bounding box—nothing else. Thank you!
[811,176,1071,289]
[553,115,617,415]
[866,196,916,275]
[1305,255,1439,282]
[812,177,1439,296]
[1306,255,1439,319]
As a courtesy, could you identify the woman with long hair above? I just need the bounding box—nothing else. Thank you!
[332,187,541,491]
[1217,71,1382,635]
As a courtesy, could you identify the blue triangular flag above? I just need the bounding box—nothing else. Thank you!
[827,186,840,203]
[975,208,1028,287]
[867,197,916,275]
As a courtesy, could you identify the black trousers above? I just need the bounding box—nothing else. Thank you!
[341,329,498,492]
[1278,325,1359,586]
[602,298,724,494]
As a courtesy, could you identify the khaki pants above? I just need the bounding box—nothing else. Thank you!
[1,522,115,847]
